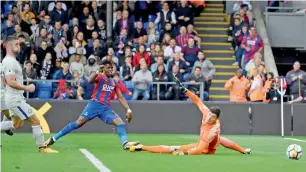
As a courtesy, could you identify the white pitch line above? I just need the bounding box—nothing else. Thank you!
[79,149,111,172]
[284,138,306,143]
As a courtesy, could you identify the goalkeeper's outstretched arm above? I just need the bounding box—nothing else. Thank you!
[173,75,207,109]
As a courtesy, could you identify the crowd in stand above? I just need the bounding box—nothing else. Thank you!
[1,0,212,101]
[1,0,305,103]
[224,1,306,104]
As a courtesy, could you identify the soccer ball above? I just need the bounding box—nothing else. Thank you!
[286,144,303,160]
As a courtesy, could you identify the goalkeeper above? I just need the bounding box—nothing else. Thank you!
[130,76,251,155]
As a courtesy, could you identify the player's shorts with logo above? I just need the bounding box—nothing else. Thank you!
[80,100,119,124]
[5,96,34,120]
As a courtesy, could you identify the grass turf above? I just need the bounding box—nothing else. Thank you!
[1,134,306,172]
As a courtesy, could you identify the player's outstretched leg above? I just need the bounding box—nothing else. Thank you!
[1,110,14,136]
[220,137,251,154]
[45,116,87,147]
[111,118,139,150]
[130,144,181,154]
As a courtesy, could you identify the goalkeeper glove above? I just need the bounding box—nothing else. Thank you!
[173,75,187,93]
[172,150,187,155]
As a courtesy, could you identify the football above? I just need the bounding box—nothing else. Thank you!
[286,144,303,160]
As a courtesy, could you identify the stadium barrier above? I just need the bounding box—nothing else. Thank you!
[8,100,305,136]
[24,80,205,100]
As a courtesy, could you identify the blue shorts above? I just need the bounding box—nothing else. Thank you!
[80,100,120,124]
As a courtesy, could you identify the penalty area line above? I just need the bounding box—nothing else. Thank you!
[79,148,111,172]
[284,138,306,143]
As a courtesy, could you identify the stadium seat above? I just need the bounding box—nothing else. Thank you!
[37,81,53,99]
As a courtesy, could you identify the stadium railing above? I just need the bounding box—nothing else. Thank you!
[24,80,205,101]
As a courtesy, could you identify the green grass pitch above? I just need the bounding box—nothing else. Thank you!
[2,134,306,172]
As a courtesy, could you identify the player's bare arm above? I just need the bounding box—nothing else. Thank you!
[116,88,132,123]
[5,74,35,92]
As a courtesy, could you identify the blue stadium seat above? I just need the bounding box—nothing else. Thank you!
[37,81,52,99]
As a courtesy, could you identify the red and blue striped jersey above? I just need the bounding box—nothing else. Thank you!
[91,74,119,106]
[241,34,263,62]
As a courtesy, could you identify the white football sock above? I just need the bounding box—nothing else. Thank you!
[1,121,13,131]
[32,125,45,147]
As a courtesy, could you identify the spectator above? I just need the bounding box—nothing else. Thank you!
[245,52,264,77]
[29,54,41,76]
[13,24,30,46]
[35,40,54,64]
[69,47,87,65]
[241,26,263,68]
[23,60,38,80]
[113,29,133,55]
[147,22,160,45]
[53,21,65,45]
[76,31,87,47]
[20,13,32,36]
[286,61,306,100]
[39,15,54,34]
[16,35,31,66]
[40,53,53,80]
[132,45,151,68]
[53,80,74,100]
[114,10,134,39]
[190,0,205,17]
[53,63,73,80]
[30,18,39,42]
[155,2,177,30]
[176,0,193,27]
[266,77,282,104]
[120,56,134,81]
[134,0,149,23]
[97,19,107,42]
[233,24,248,67]
[118,46,132,67]
[164,39,182,61]
[51,59,63,78]
[71,70,86,97]
[192,51,215,92]
[70,54,85,77]
[224,69,250,102]
[187,24,198,36]
[187,66,206,98]
[248,68,265,102]
[91,1,105,21]
[159,22,177,42]
[167,52,187,77]
[288,90,306,104]
[152,64,169,100]
[150,44,164,63]
[134,21,148,44]
[20,3,35,20]
[111,73,132,100]
[161,33,172,46]
[54,38,69,62]
[1,20,15,41]
[86,38,106,59]
[182,38,200,68]
[101,47,119,66]
[132,63,153,100]
[176,26,200,48]
[83,18,96,41]
[48,1,68,12]
[35,28,52,48]
[165,64,183,100]
[84,55,99,80]
[79,6,91,26]
[151,56,167,73]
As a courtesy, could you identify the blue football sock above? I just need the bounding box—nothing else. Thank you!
[53,122,79,141]
[116,124,128,145]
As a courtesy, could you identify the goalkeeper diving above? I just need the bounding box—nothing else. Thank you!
[130,75,251,155]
